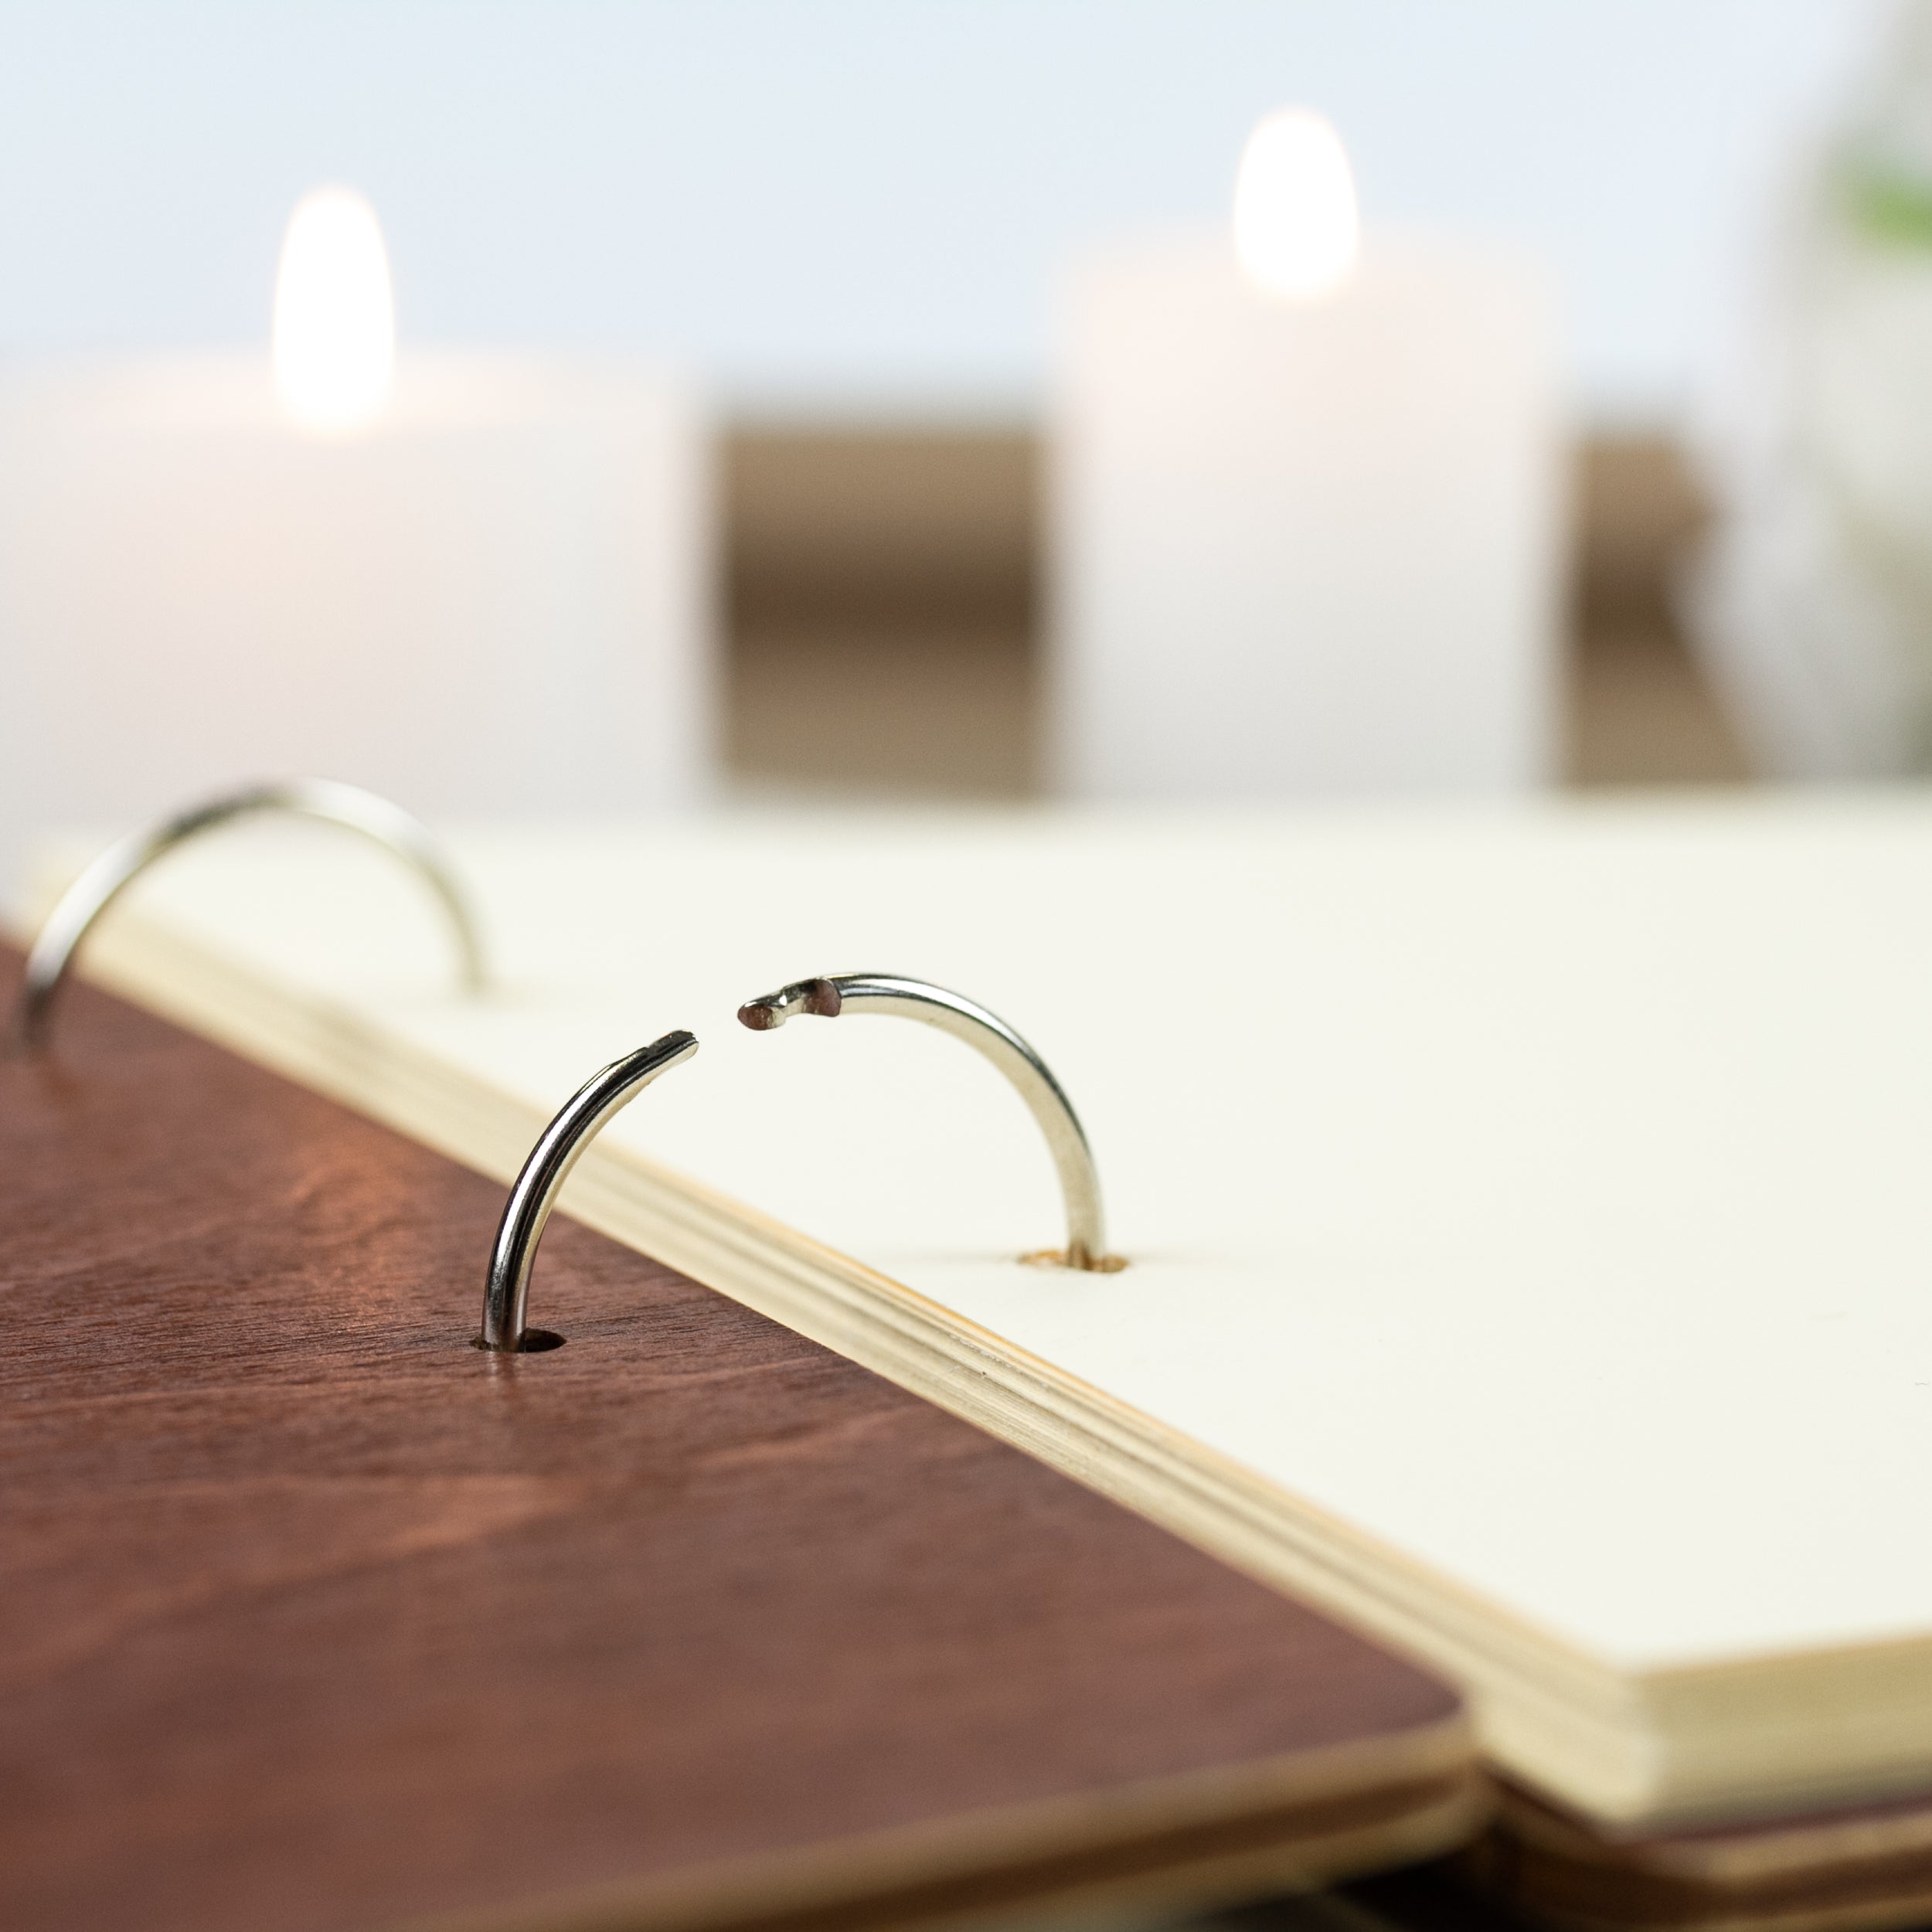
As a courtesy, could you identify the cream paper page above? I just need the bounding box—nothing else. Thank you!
[35,799,1932,1679]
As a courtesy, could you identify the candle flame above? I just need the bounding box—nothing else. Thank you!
[273,187,396,435]
[1232,110,1359,301]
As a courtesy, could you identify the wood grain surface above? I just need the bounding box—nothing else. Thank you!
[0,948,1478,1932]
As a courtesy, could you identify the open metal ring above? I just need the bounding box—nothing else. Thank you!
[477,1030,700,1353]
[736,974,1122,1272]
[12,777,485,1053]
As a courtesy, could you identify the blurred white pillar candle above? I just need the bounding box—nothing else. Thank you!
[1049,112,1563,797]
[0,189,709,883]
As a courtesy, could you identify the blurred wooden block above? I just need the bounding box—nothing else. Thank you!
[721,423,1751,797]
[1570,433,1711,629]
[1565,620,1750,787]
[726,625,1038,797]
[726,426,1036,632]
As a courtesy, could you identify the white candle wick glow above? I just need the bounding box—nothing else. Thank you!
[1232,110,1360,301]
[273,187,396,436]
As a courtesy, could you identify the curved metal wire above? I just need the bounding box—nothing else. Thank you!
[13,778,485,1053]
[477,1031,700,1352]
[737,973,1121,1271]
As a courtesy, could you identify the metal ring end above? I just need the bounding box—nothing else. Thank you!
[737,978,842,1031]
[476,1029,699,1353]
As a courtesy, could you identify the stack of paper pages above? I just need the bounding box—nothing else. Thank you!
[30,798,1932,1841]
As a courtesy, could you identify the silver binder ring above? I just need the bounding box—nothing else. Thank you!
[737,973,1124,1273]
[11,778,486,1054]
[478,1031,700,1353]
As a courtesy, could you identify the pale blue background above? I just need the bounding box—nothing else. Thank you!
[0,1,1893,416]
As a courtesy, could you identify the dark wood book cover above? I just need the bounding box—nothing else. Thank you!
[0,950,1479,1932]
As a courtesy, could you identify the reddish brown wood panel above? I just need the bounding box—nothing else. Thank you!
[0,951,1469,1932]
